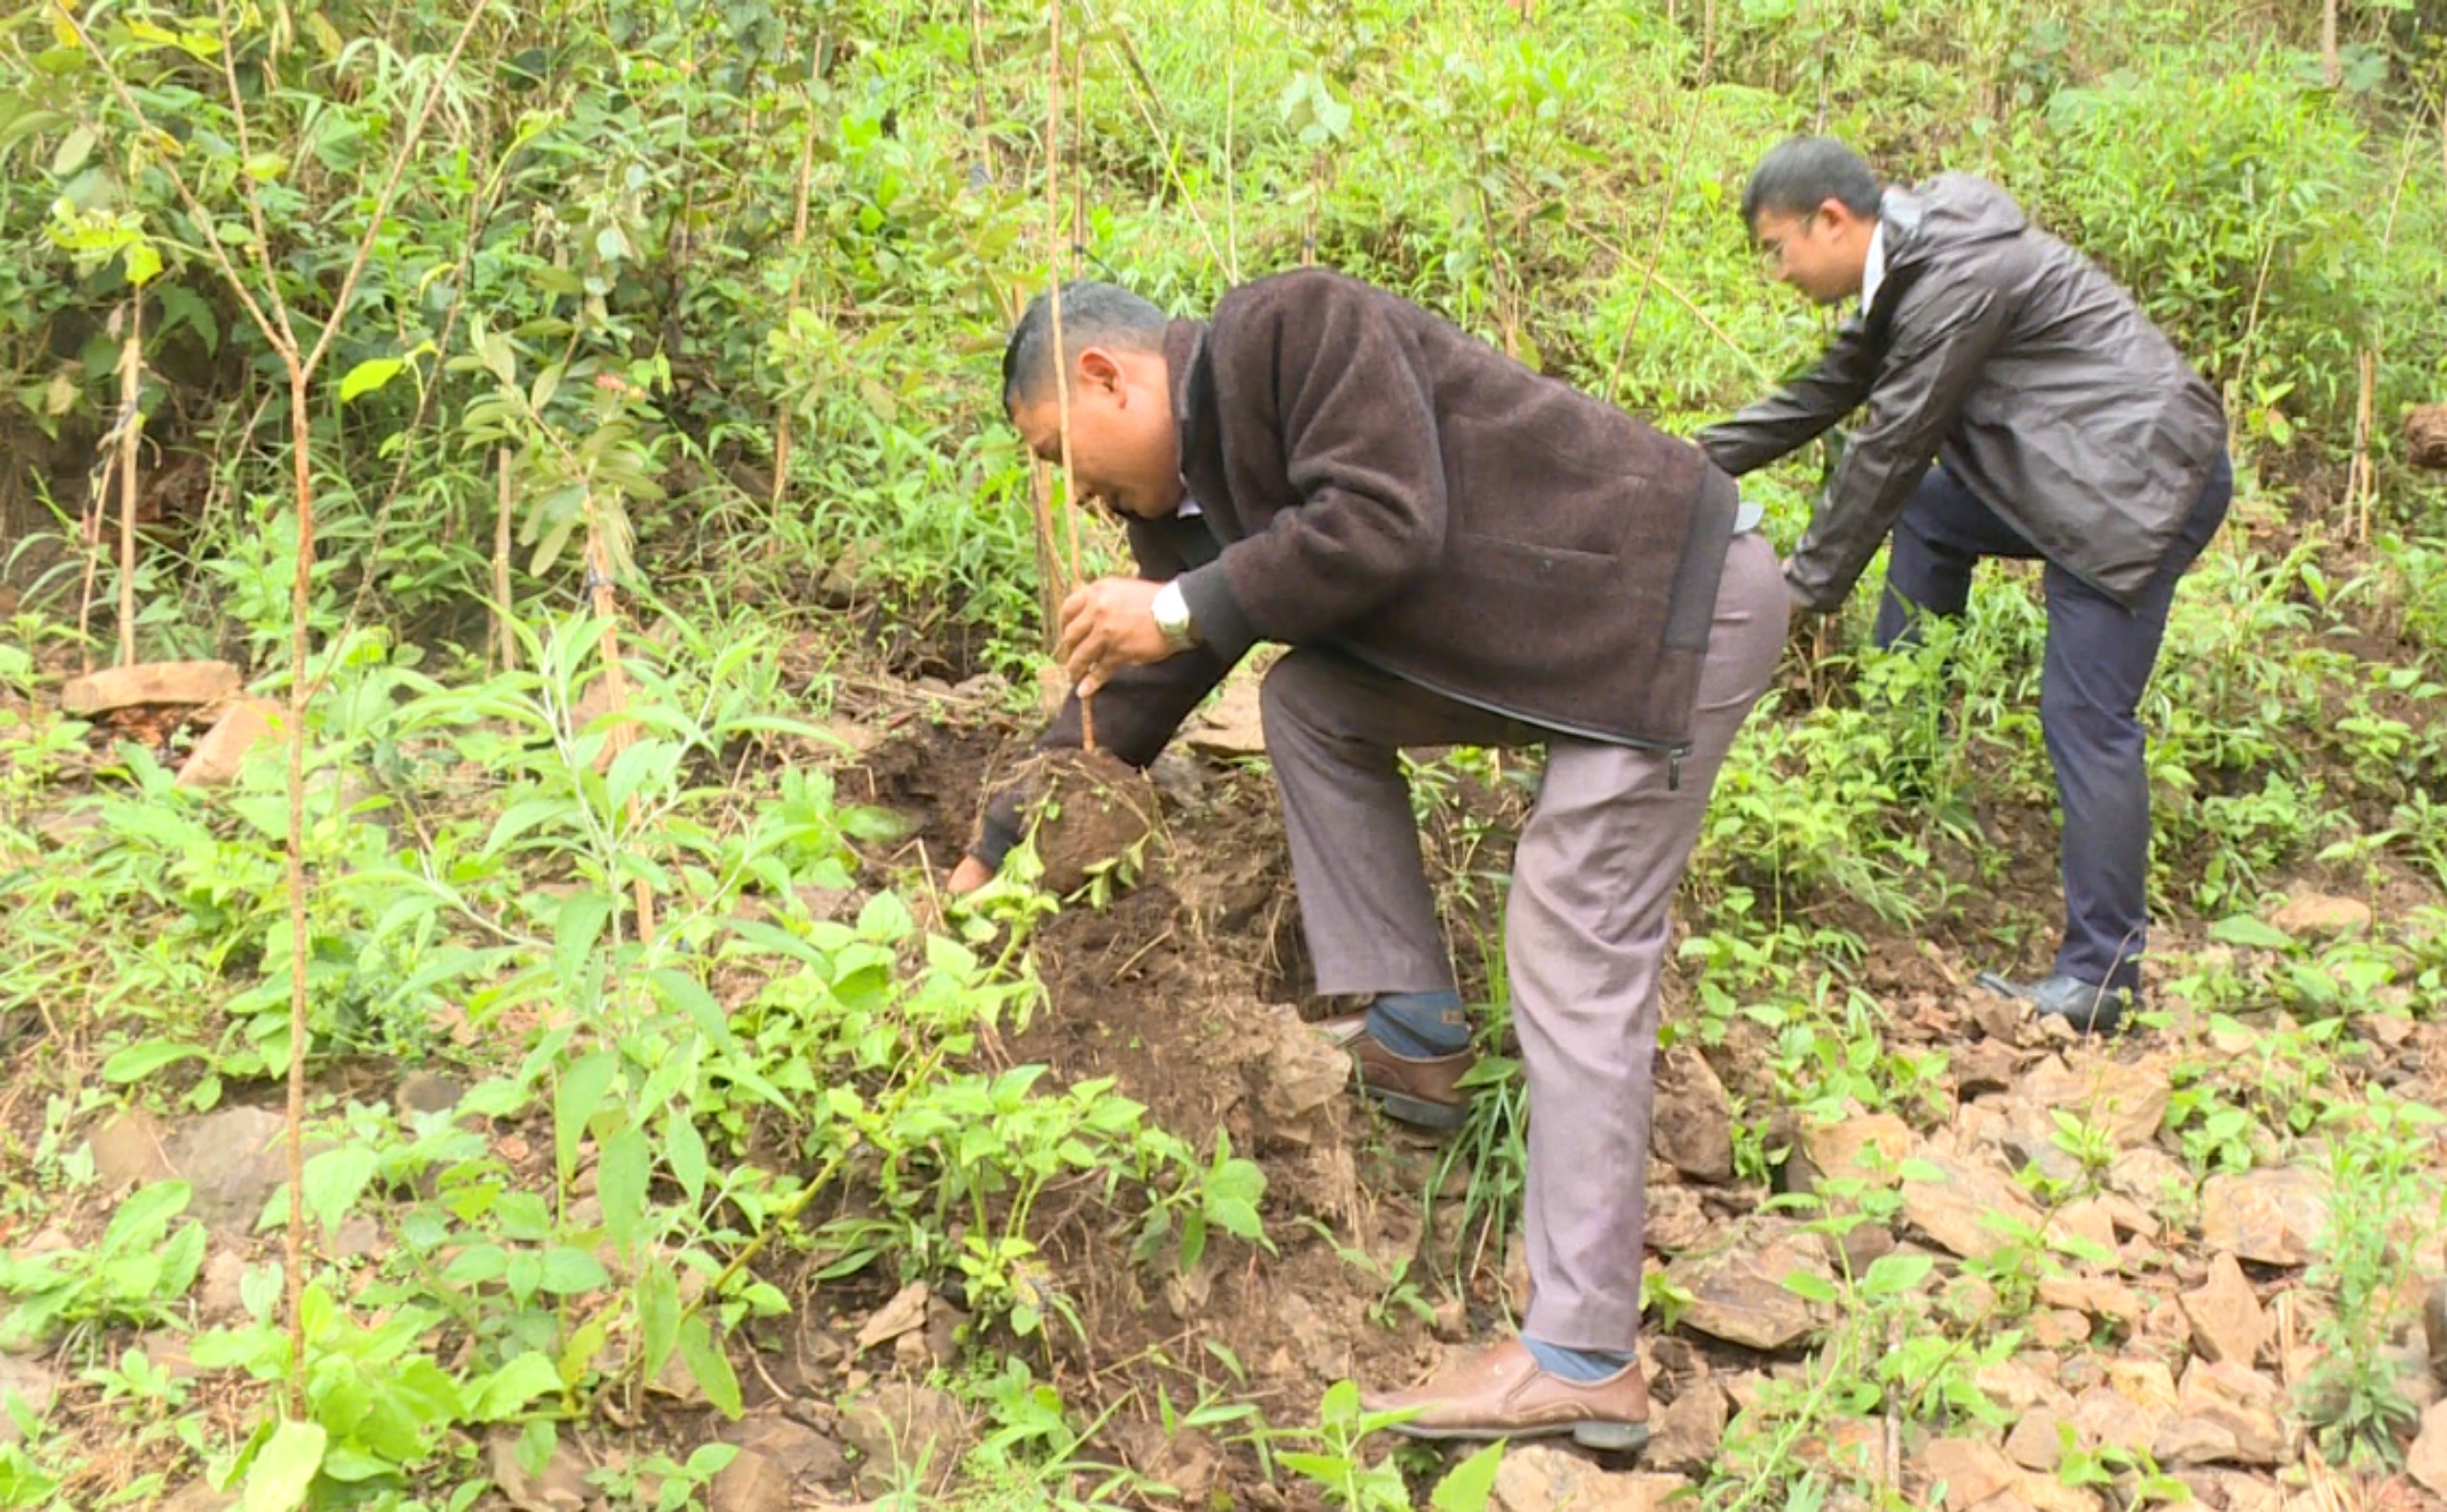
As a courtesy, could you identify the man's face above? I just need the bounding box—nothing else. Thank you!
[1009,347,1183,520]
[1751,200,1873,306]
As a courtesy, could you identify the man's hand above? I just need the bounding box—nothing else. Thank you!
[946,853,994,896]
[1057,576,1173,695]
[1781,559,1844,658]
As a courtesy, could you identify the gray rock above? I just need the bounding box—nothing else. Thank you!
[395,1071,468,1122]
[164,1107,294,1235]
[1917,1437,2017,1510]
[1653,1047,1734,1184]
[721,1415,848,1484]
[2017,1055,2171,1147]
[2268,892,2371,938]
[707,1448,790,1512]
[840,1382,968,1497]
[60,660,241,715]
[197,1249,248,1323]
[1647,1377,1727,1473]
[2175,1359,2291,1465]
[2181,1254,2271,1367]
[85,1110,174,1188]
[487,1427,593,1512]
[159,1482,235,1512]
[2199,1170,2329,1267]
[2006,1406,2068,1471]
[1494,1445,1686,1512]
[1665,1218,1835,1351]
[2408,1398,2447,1496]
[1899,1148,2043,1261]
[0,1356,58,1446]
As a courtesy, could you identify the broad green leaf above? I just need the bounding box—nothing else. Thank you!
[104,1181,192,1248]
[664,1111,707,1205]
[647,966,735,1048]
[557,1315,609,1390]
[678,1314,742,1419]
[467,1352,562,1421]
[1781,1270,1840,1305]
[597,1127,650,1259]
[1860,1252,1935,1298]
[552,893,612,995]
[49,124,94,177]
[300,1145,378,1235]
[443,1244,509,1286]
[241,1419,326,1512]
[122,240,162,287]
[2209,914,2295,950]
[1432,1442,1506,1512]
[637,1260,681,1381]
[100,1039,207,1082]
[538,1246,609,1296]
[552,1050,617,1182]
[337,356,404,404]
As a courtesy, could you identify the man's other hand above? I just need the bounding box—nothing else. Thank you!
[947,854,994,896]
[1057,576,1171,695]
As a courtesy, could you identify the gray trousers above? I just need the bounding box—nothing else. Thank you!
[1259,532,1787,1351]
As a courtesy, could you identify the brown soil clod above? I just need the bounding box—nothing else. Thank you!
[1014,746,1160,895]
[2408,401,2447,470]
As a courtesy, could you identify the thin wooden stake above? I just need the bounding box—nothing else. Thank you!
[584,519,656,944]
[115,301,143,668]
[1223,0,1240,280]
[2351,348,2376,543]
[280,368,313,1418]
[76,464,102,680]
[1045,0,1094,750]
[492,448,517,671]
[1604,93,1703,401]
[770,34,826,540]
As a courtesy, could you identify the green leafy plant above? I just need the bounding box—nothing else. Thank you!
[0,1180,204,1347]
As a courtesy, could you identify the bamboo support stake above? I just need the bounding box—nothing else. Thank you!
[585,518,656,944]
[770,36,825,542]
[1071,42,1087,268]
[493,449,517,671]
[2351,349,2376,543]
[115,300,143,667]
[1045,0,1094,751]
[76,464,102,680]
[1604,95,1703,400]
[1223,0,1240,280]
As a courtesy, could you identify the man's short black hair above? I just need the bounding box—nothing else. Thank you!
[1001,281,1168,410]
[1738,136,1882,229]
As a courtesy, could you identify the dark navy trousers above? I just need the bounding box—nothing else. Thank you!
[1873,456,2233,993]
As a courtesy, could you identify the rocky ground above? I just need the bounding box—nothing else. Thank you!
[8,641,2447,1511]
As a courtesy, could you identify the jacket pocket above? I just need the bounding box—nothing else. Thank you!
[1458,533,1647,597]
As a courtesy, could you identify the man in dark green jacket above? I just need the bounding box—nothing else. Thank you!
[952,270,1787,1449]
[1700,137,2232,1032]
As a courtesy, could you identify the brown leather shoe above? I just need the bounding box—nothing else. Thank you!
[1317,1013,1472,1133]
[1360,1339,1650,1451]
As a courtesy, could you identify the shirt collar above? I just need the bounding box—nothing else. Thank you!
[1859,218,1889,315]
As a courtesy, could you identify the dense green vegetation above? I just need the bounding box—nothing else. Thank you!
[1,0,2445,1509]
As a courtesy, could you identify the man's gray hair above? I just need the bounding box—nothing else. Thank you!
[1002,281,1168,410]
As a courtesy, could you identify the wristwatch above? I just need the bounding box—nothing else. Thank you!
[1151,579,1199,651]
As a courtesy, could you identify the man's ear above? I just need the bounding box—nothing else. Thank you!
[1076,347,1124,394]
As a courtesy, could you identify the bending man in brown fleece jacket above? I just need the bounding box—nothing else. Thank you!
[948,270,1784,1449]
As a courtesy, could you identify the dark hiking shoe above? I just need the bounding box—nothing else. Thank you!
[1317,1014,1472,1133]
[1977,971,2132,1034]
